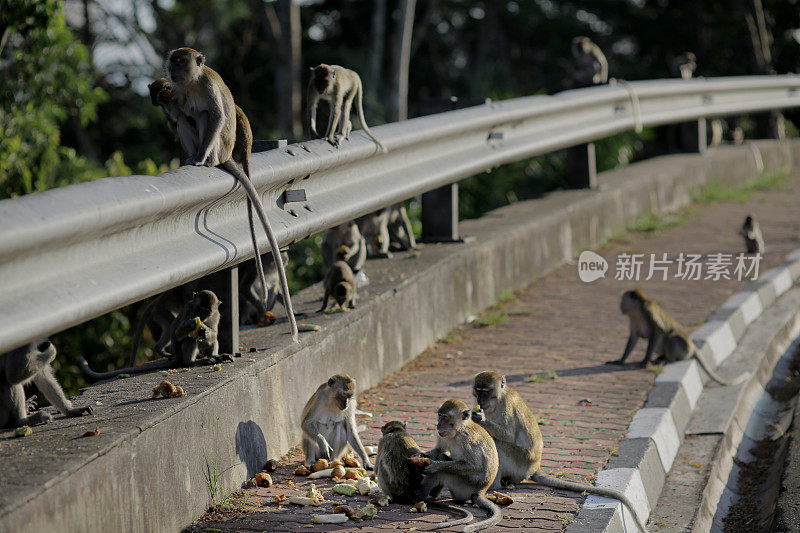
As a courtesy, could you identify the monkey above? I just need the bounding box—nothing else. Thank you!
[300,374,373,469]
[471,371,648,533]
[375,420,474,525]
[357,209,393,259]
[164,47,298,342]
[386,203,418,252]
[319,260,357,312]
[239,251,290,325]
[571,36,608,88]
[739,214,764,254]
[307,64,387,152]
[669,52,697,80]
[321,221,367,278]
[149,77,193,144]
[1,341,93,429]
[80,290,225,380]
[607,289,748,386]
[418,399,501,533]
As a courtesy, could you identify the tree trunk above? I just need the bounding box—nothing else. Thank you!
[367,0,387,110]
[390,0,416,122]
[274,0,303,140]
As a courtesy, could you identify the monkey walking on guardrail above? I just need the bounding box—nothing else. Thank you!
[607,289,749,386]
[470,372,648,532]
[1,341,94,428]
[160,47,299,342]
[307,64,387,152]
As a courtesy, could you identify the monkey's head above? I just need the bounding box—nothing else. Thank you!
[167,47,205,84]
[436,399,470,439]
[472,371,506,413]
[380,420,407,435]
[327,374,355,410]
[571,36,592,57]
[310,64,335,94]
[189,290,220,316]
[743,214,755,227]
[148,78,173,107]
[620,289,647,315]
[334,281,353,307]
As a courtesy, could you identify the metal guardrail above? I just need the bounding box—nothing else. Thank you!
[2,75,800,353]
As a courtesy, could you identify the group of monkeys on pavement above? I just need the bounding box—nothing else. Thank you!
[0,36,767,531]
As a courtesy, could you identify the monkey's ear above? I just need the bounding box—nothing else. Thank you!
[462,409,470,420]
[402,421,407,429]
[500,375,507,388]
[196,53,205,67]
[328,376,336,387]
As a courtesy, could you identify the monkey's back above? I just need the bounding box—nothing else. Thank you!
[375,431,422,503]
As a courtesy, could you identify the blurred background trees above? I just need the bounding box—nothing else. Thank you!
[2,0,799,393]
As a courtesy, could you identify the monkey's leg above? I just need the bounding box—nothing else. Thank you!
[129,295,161,366]
[318,292,330,313]
[220,161,299,342]
[397,206,418,249]
[33,366,93,418]
[307,93,320,138]
[607,334,638,365]
[340,95,354,139]
[302,434,321,466]
[5,383,52,427]
[640,336,657,367]
[326,98,343,145]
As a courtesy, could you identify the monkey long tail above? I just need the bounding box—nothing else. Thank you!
[530,473,648,532]
[426,501,474,529]
[692,354,749,386]
[79,356,173,380]
[128,295,160,366]
[355,83,387,153]
[462,493,501,533]
[246,197,271,311]
[221,161,299,343]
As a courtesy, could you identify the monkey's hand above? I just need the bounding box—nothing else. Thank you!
[363,458,374,470]
[69,406,94,417]
[471,409,486,423]
[317,436,334,459]
[423,461,444,475]
[26,395,38,413]
[156,89,174,106]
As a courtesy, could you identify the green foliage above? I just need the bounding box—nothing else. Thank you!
[0,0,107,198]
[692,169,790,204]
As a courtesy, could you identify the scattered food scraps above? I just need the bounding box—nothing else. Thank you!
[82,427,100,438]
[258,312,277,327]
[410,501,427,513]
[152,380,187,398]
[488,491,513,506]
[294,465,311,476]
[264,459,278,472]
[333,505,355,517]
[408,454,431,467]
[254,472,273,487]
[332,483,358,496]
[312,514,347,524]
[14,426,32,438]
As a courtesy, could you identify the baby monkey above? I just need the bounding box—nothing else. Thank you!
[307,64,387,152]
[375,421,473,525]
[739,214,764,254]
[300,374,373,469]
[419,399,501,533]
[319,260,357,312]
[608,289,748,386]
[471,371,648,532]
[1,341,94,429]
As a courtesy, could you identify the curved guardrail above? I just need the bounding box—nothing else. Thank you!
[2,75,800,353]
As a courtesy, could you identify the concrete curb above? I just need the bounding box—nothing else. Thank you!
[567,248,800,532]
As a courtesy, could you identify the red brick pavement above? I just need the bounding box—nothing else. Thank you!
[188,173,800,532]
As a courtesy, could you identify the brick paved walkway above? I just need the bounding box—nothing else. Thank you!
[188,172,800,532]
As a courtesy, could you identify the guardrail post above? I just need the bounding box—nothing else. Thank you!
[200,266,239,355]
[565,142,597,189]
[421,184,459,242]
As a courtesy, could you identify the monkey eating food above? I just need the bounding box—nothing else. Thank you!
[471,371,648,532]
[307,64,387,152]
[739,214,764,254]
[319,260,357,312]
[300,374,374,469]
[608,289,748,386]
[1,341,94,429]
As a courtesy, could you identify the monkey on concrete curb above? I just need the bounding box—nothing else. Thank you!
[164,47,298,342]
[357,209,393,259]
[1,341,94,429]
[608,289,749,386]
[419,399,501,533]
[321,221,367,275]
[375,420,474,525]
[307,64,387,152]
[471,371,648,532]
[739,214,764,254]
[319,260,357,312]
[300,374,373,469]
